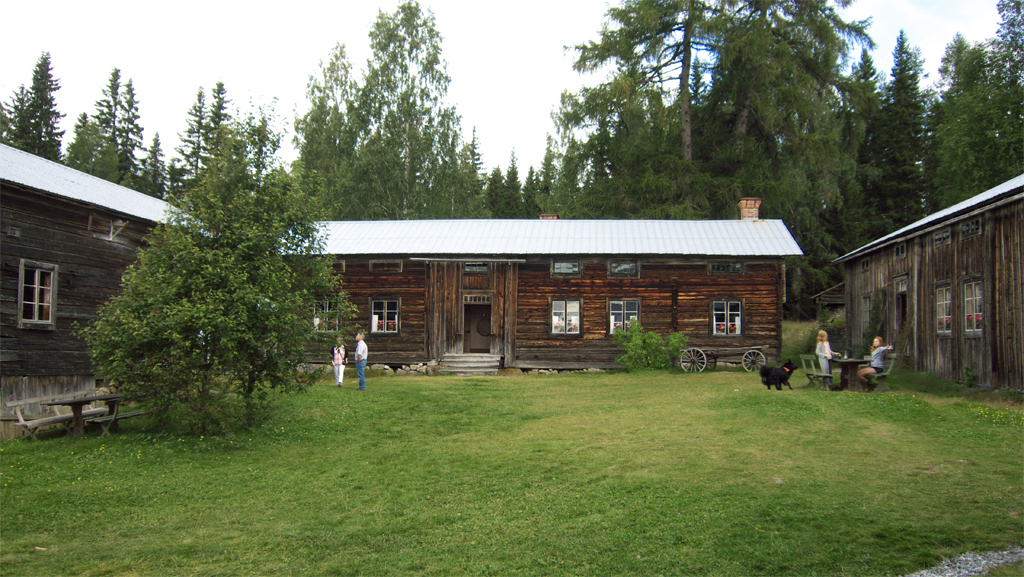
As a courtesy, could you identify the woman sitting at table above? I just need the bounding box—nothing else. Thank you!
[857,336,893,387]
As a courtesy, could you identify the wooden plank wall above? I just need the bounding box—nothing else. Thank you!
[844,195,1022,388]
[1,185,154,413]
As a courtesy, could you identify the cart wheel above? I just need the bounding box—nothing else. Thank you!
[706,355,718,370]
[742,350,767,372]
[680,348,708,372]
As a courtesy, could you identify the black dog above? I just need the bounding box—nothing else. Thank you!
[760,360,798,390]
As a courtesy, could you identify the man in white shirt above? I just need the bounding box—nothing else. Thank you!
[354,332,368,390]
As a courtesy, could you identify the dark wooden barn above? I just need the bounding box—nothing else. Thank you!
[316,198,803,371]
[835,173,1023,389]
[1,144,169,431]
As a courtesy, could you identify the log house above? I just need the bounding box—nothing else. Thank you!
[1,144,169,433]
[316,200,803,370]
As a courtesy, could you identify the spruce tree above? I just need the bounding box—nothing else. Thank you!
[1,52,65,160]
[137,133,168,198]
[176,87,207,189]
[115,79,144,184]
[28,52,65,160]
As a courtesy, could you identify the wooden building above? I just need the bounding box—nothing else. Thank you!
[316,199,803,370]
[835,173,1023,389]
[1,144,169,419]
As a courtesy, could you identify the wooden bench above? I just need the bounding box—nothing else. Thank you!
[5,396,109,440]
[864,354,897,390]
[87,402,152,436]
[800,354,837,390]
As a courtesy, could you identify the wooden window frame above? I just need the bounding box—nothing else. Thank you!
[369,260,403,273]
[936,283,952,336]
[608,299,639,335]
[960,218,982,240]
[962,277,983,337]
[860,258,870,272]
[550,298,582,337]
[608,260,640,278]
[464,262,489,274]
[894,243,907,259]
[551,259,582,278]
[17,259,58,330]
[370,297,401,335]
[711,299,742,337]
[709,262,742,274]
[934,228,951,247]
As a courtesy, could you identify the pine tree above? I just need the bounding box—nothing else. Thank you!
[65,112,118,180]
[2,86,33,151]
[503,153,524,218]
[115,79,144,183]
[205,81,231,162]
[176,87,207,188]
[28,52,64,160]
[862,31,928,238]
[137,133,167,198]
[1,52,65,160]
[485,166,505,218]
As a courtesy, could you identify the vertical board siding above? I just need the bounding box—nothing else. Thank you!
[844,195,1022,389]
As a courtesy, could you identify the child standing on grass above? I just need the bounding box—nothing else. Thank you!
[331,338,346,387]
[816,330,839,387]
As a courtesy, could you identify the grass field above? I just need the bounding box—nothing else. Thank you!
[2,356,1021,575]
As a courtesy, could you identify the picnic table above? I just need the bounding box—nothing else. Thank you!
[40,393,123,436]
[835,358,869,391]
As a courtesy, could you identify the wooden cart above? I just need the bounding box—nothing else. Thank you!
[679,345,767,372]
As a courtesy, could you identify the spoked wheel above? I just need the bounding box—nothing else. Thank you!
[680,348,708,372]
[742,350,767,372]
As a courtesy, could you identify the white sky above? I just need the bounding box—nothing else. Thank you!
[1,0,1001,174]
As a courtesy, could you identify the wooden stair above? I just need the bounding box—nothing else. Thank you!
[437,354,501,376]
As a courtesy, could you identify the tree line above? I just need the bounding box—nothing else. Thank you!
[2,0,1021,318]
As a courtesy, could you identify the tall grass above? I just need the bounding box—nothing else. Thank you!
[2,369,1021,576]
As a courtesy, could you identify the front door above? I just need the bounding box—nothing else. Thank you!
[464,304,491,353]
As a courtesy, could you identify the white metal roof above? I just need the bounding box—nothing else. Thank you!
[835,172,1024,263]
[0,143,170,223]
[319,218,803,257]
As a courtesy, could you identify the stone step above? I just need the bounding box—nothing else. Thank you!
[438,354,501,376]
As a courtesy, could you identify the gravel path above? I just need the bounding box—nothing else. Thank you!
[904,547,1024,577]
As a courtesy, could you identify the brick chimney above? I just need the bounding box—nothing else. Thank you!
[738,198,762,220]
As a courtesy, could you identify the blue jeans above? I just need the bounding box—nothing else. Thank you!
[356,360,366,390]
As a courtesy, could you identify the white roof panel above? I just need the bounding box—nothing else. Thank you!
[319,218,803,257]
[1,143,170,223]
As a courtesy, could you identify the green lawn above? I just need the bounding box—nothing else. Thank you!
[2,368,1021,576]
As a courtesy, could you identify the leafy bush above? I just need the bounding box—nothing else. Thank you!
[612,321,688,371]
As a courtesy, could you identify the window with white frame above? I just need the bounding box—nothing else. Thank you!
[712,300,742,335]
[313,299,342,332]
[18,260,57,329]
[551,299,581,335]
[609,299,639,334]
[371,298,400,333]
[963,279,983,335]
[936,284,952,335]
